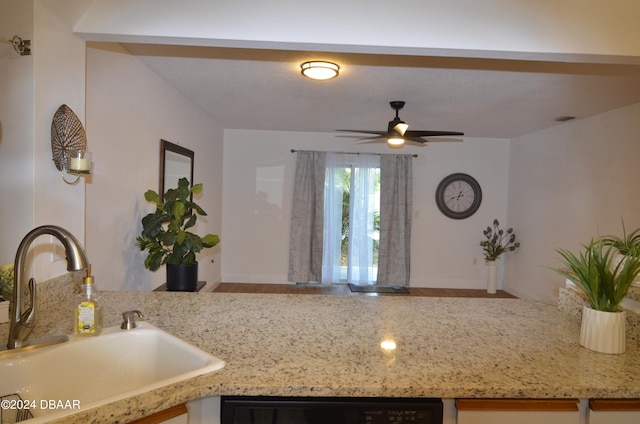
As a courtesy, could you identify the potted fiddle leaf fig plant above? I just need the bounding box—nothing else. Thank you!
[136,178,220,291]
[551,238,640,354]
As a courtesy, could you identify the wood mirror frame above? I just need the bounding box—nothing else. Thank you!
[159,139,194,202]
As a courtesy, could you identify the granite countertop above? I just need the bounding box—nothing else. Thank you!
[3,281,640,423]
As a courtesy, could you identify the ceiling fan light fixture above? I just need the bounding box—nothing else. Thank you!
[387,137,405,147]
[393,121,409,136]
[300,61,340,80]
[335,100,463,148]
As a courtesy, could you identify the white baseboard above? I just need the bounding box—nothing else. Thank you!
[408,278,492,290]
[221,275,500,290]
[221,274,291,284]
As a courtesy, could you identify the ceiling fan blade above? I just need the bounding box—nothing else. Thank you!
[403,139,428,147]
[404,130,464,137]
[421,137,464,143]
[357,139,387,144]
[337,134,386,142]
[405,137,428,144]
[355,136,386,143]
[335,130,388,136]
[406,136,464,144]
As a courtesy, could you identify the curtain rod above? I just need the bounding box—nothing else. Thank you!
[290,149,417,158]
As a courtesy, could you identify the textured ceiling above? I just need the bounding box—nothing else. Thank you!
[124,43,640,141]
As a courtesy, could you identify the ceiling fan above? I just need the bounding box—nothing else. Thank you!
[336,101,464,147]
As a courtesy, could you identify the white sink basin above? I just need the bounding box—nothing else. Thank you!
[0,322,225,422]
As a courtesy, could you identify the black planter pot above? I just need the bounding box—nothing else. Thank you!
[166,262,198,291]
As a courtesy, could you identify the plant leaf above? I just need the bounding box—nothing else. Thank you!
[191,183,203,195]
[184,214,197,230]
[144,190,162,206]
[202,234,221,248]
[172,201,186,222]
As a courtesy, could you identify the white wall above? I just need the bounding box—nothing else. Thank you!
[505,103,640,303]
[412,138,510,288]
[222,130,510,288]
[0,0,87,281]
[85,43,224,291]
[32,0,87,280]
[0,0,34,262]
[75,0,640,63]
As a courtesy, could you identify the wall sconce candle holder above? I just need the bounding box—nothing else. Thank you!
[51,104,93,185]
[62,149,92,185]
[67,149,92,173]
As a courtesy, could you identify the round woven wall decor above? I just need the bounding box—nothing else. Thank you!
[51,104,87,171]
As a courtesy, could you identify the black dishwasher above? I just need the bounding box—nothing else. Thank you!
[220,396,443,424]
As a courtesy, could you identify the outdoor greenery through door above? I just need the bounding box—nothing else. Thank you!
[323,153,380,284]
[340,167,380,272]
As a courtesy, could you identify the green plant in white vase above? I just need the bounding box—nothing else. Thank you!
[553,240,640,312]
[480,219,520,294]
[480,219,520,262]
[551,239,640,354]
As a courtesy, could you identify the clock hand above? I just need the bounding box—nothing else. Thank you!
[449,191,464,200]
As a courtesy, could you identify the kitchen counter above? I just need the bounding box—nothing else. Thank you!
[3,278,640,423]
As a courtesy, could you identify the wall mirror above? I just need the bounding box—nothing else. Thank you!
[160,139,194,202]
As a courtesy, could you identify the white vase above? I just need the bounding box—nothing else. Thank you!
[486,261,497,294]
[580,305,626,354]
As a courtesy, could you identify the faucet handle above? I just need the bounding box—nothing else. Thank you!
[19,278,37,329]
[120,310,144,330]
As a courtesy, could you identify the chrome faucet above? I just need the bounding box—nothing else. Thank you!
[120,310,144,330]
[6,225,89,350]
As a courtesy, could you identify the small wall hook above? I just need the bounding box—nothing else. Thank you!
[10,35,31,56]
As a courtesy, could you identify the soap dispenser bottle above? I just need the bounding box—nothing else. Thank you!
[74,265,103,336]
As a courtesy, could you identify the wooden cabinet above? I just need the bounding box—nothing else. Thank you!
[589,399,640,424]
[456,399,580,424]
[130,404,188,424]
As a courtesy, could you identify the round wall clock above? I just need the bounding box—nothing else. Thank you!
[435,173,482,219]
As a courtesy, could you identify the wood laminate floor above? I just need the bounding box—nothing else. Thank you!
[214,283,517,298]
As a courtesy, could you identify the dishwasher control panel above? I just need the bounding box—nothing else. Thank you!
[221,396,443,424]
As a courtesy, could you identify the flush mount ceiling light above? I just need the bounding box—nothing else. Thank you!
[300,61,340,80]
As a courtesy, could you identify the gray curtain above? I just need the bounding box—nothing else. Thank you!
[288,151,327,283]
[377,154,413,285]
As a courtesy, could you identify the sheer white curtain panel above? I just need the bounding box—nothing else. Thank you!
[322,152,380,285]
[348,154,379,285]
[322,153,348,283]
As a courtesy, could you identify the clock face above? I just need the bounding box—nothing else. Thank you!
[435,173,482,219]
